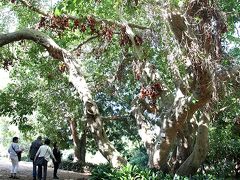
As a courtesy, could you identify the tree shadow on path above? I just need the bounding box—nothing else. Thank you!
[0,158,90,180]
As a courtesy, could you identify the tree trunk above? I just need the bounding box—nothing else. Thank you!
[171,119,197,172]
[131,99,157,168]
[176,110,210,175]
[156,0,215,172]
[79,128,87,164]
[65,55,127,167]
[68,118,87,163]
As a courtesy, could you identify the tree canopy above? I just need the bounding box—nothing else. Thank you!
[0,0,239,177]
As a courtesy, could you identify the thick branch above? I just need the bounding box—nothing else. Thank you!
[0,29,64,60]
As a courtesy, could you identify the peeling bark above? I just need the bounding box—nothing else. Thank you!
[0,30,64,60]
[66,59,127,167]
[79,128,87,164]
[131,62,167,169]
[171,118,197,172]
[176,111,210,176]
[156,0,216,172]
[157,84,211,171]
[68,118,86,163]
[131,99,156,168]
[130,51,213,172]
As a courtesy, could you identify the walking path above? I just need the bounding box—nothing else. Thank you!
[0,158,90,180]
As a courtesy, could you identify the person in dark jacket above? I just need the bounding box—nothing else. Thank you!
[29,136,42,180]
[52,142,62,179]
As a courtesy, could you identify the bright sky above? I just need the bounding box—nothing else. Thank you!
[0,69,10,90]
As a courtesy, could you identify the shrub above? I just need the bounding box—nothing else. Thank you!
[128,147,148,168]
[89,163,114,180]
[59,160,94,173]
[207,124,240,178]
[90,164,173,180]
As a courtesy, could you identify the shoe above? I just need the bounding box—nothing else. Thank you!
[9,176,13,178]
[13,177,20,179]
[53,176,59,179]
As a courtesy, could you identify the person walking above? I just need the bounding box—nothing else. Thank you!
[29,136,42,180]
[52,142,62,179]
[34,138,56,180]
[8,137,24,179]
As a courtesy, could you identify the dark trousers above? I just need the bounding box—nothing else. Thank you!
[37,160,48,180]
[53,162,60,177]
[33,160,42,179]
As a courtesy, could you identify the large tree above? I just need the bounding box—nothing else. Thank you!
[0,0,239,175]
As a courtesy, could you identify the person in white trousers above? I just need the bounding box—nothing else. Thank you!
[8,137,24,179]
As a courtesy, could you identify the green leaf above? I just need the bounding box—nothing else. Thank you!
[54,8,61,16]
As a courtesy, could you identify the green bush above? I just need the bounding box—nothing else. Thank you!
[59,160,94,173]
[89,164,222,180]
[128,147,148,168]
[89,163,114,180]
[90,164,173,180]
[207,124,240,178]
[111,164,170,180]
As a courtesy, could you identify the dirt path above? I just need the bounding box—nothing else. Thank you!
[0,158,90,180]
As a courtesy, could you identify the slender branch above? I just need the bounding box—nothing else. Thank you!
[102,116,130,121]
[72,35,99,51]
[99,18,150,30]
[18,0,48,16]
[18,0,150,30]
